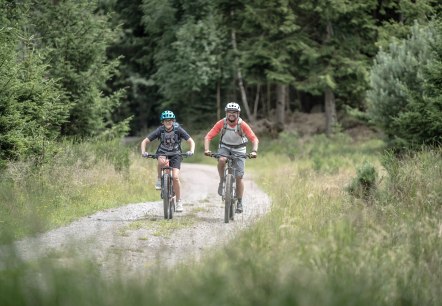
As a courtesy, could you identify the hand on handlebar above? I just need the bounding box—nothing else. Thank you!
[186,151,194,157]
[204,150,212,157]
[142,152,149,158]
[250,151,257,158]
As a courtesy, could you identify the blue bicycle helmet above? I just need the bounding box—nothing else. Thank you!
[160,110,176,121]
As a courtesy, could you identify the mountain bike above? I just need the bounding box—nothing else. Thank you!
[144,152,189,220]
[209,152,255,223]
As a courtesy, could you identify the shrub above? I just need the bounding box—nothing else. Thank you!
[346,161,378,200]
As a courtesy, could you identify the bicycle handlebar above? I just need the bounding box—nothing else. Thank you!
[143,152,190,159]
[208,152,256,159]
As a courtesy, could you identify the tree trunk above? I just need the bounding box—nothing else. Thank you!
[324,87,337,136]
[266,82,271,114]
[285,86,290,113]
[216,80,221,120]
[253,84,260,120]
[324,20,337,136]
[276,84,286,132]
[230,11,253,123]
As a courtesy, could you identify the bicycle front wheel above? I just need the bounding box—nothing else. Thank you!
[162,174,171,219]
[230,199,235,221]
[224,174,234,223]
[169,180,175,220]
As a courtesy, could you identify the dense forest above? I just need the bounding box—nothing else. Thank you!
[1,3,441,303]
[1,0,441,167]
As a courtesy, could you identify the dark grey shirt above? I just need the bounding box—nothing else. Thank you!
[147,125,190,153]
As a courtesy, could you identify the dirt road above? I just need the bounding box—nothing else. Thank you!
[5,163,271,277]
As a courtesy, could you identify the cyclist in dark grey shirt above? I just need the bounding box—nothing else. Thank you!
[141,110,195,212]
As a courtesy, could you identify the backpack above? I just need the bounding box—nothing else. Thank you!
[159,122,182,151]
[221,118,244,138]
[219,118,247,148]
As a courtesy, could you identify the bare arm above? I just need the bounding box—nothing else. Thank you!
[251,138,259,152]
[187,137,195,153]
[140,138,151,155]
[204,136,211,152]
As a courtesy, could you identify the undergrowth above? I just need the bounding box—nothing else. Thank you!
[1,136,441,306]
[0,139,157,243]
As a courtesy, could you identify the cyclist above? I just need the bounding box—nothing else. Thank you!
[204,102,259,213]
[141,110,195,212]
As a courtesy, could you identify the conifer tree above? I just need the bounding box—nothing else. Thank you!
[31,0,127,138]
[0,14,24,166]
[292,0,378,135]
[367,21,441,149]
[101,0,161,132]
[0,2,68,166]
[230,0,300,126]
[376,0,440,48]
[394,21,442,148]
[141,0,229,125]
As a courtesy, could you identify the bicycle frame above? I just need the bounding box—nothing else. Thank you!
[145,153,188,220]
[210,152,252,223]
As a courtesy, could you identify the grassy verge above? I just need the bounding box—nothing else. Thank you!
[0,139,158,243]
[138,140,441,306]
[1,134,441,305]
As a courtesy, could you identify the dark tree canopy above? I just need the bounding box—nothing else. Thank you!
[1,0,441,166]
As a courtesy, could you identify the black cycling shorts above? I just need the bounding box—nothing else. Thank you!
[156,151,183,169]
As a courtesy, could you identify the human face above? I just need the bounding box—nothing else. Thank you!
[226,110,239,122]
[162,119,174,129]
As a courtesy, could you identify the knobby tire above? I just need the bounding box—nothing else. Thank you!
[224,174,233,223]
[169,179,174,219]
[230,178,235,221]
[230,198,235,221]
[163,173,171,219]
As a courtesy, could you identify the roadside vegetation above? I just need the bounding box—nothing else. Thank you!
[1,1,441,305]
[1,133,441,305]
[0,139,151,243]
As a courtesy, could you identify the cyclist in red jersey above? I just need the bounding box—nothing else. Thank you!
[204,102,259,213]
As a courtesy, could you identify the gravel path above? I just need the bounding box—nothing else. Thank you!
[2,163,271,277]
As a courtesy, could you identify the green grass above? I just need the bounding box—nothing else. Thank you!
[0,139,160,243]
[118,214,197,238]
[1,135,441,305]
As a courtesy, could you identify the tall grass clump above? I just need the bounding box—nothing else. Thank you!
[262,132,384,174]
[345,161,378,200]
[0,139,157,244]
[380,148,442,210]
[369,147,442,302]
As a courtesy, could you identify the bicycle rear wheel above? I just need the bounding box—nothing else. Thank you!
[224,174,233,223]
[162,173,171,219]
